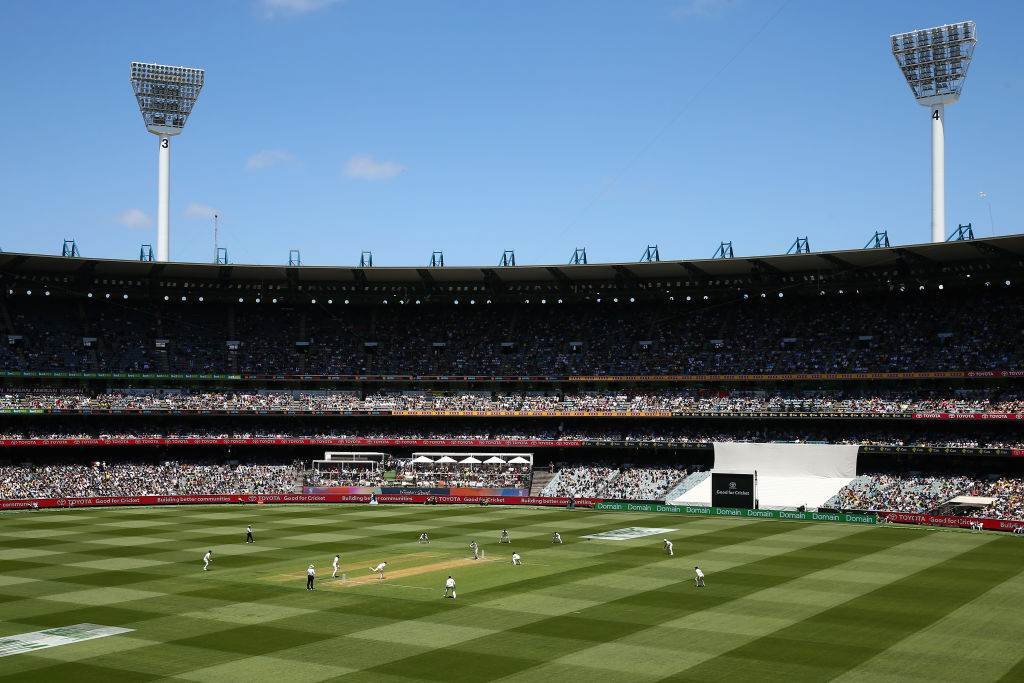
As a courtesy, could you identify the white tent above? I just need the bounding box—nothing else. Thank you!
[436,456,457,463]
[412,455,433,463]
[483,456,506,464]
[460,456,482,464]
[508,456,530,464]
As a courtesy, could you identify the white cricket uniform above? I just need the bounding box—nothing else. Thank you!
[695,568,705,586]
[203,552,211,570]
[332,557,340,577]
[470,542,479,560]
[552,533,562,543]
[664,540,673,555]
[370,562,387,577]
[511,553,522,565]
[444,577,456,598]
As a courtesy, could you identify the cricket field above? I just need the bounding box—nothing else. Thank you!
[1,503,1023,681]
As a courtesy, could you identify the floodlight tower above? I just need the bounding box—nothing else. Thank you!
[891,22,976,243]
[129,62,205,262]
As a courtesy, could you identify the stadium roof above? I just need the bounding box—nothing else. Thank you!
[2,234,1022,294]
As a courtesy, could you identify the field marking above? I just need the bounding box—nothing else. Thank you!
[0,623,134,658]
[582,527,678,541]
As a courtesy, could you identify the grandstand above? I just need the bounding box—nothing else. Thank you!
[1,236,1024,521]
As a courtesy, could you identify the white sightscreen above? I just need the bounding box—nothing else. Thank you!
[669,443,858,510]
[713,442,857,479]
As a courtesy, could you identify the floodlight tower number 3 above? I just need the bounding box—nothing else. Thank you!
[130,63,205,262]
[891,22,976,243]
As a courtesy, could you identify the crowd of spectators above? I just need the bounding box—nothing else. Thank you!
[2,389,1022,415]
[826,473,1024,520]
[542,464,687,500]
[3,292,1023,375]
[602,466,688,499]
[0,419,1021,449]
[543,466,618,498]
[0,462,297,499]
[307,466,386,487]
[306,463,532,489]
[392,462,532,489]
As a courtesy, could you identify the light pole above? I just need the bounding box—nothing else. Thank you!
[130,62,205,262]
[891,23,976,243]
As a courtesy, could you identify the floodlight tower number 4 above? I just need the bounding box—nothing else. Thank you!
[130,63,205,262]
[891,22,977,243]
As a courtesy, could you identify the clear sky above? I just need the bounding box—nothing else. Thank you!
[0,1,1019,267]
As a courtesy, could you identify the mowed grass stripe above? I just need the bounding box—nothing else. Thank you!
[539,531,993,680]
[477,524,869,622]
[491,528,919,682]
[355,526,913,681]
[832,553,1024,682]
[670,535,1024,682]
[459,513,809,608]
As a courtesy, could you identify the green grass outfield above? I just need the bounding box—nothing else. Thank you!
[2,504,1024,682]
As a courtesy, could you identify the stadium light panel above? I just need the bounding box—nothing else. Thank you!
[891,22,975,104]
[130,63,205,135]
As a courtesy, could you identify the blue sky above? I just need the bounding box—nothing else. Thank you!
[0,0,1020,267]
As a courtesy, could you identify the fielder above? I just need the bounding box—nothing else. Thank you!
[246,524,254,543]
[332,554,340,578]
[552,532,562,544]
[418,532,430,544]
[499,529,511,544]
[443,575,456,599]
[369,561,387,579]
[511,552,522,565]
[470,541,479,560]
[307,564,316,590]
[203,550,212,571]
[663,539,673,556]
[695,566,705,587]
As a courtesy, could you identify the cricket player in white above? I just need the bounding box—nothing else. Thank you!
[499,529,510,544]
[418,532,430,544]
[203,550,212,571]
[246,524,254,543]
[470,541,479,560]
[663,539,673,556]
[332,554,340,578]
[695,566,705,587]
[511,552,522,565]
[369,561,387,579]
[443,575,456,599]
[307,564,316,590]
[552,532,562,544]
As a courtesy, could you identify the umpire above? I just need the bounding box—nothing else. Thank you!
[306,564,316,590]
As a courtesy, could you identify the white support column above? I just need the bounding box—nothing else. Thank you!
[157,135,171,262]
[930,104,945,243]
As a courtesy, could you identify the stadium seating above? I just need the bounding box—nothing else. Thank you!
[2,291,1022,375]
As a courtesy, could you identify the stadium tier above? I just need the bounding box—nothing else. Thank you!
[1,237,1023,378]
